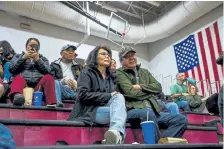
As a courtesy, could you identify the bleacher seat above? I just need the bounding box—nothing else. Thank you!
[63,100,75,108]
[0,119,219,147]
[0,104,71,120]
[16,144,223,149]
[0,103,222,146]
[186,112,221,125]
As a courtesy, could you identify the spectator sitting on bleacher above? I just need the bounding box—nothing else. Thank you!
[68,45,126,144]
[170,73,196,112]
[110,59,116,86]
[216,52,223,125]
[0,40,16,83]
[50,44,82,107]
[116,46,188,140]
[0,77,4,101]
[157,92,180,115]
[0,41,16,103]
[110,59,116,73]
[8,38,57,106]
[185,84,209,113]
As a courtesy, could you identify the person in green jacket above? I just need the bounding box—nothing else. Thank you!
[185,84,208,113]
[170,73,195,112]
[116,46,188,140]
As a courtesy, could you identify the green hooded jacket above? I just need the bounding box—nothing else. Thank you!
[116,64,162,114]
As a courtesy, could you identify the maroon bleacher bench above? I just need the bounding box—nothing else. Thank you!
[0,118,219,146]
[0,104,71,120]
[16,144,223,149]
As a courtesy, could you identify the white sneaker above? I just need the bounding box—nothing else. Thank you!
[103,130,123,144]
[3,79,8,83]
[46,104,56,108]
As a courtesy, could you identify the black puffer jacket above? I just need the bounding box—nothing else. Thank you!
[9,52,50,86]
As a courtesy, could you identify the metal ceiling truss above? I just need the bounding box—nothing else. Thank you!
[119,1,157,16]
[75,1,178,22]
[61,1,122,36]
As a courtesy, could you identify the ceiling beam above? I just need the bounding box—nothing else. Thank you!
[144,6,154,15]
[61,1,122,36]
[145,1,161,7]
[119,1,157,15]
[130,7,139,15]
[120,1,148,12]
[126,1,133,12]
[100,3,141,19]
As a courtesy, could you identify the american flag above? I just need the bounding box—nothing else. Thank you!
[174,21,223,97]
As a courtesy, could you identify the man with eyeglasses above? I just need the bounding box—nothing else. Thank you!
[50,44,82,107]
[116,46,188,141]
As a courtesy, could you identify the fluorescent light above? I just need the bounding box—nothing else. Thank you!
[101,5,118,12]
[145,1,161,7]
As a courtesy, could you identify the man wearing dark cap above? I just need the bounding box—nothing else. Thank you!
[116,46,188,141]
[50,44,82,106]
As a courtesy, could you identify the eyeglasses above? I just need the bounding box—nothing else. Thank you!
[98,52,110,57]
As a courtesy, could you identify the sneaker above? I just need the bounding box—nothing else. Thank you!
[57,103,64,107]
[13,93,25,106]
[46,104,57,108]
[3,79,8,84]
[103,130,123,144]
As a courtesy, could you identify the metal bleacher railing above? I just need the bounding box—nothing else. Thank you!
[154,74,222,97]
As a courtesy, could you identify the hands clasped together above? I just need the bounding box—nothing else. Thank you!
[23,45,40,61]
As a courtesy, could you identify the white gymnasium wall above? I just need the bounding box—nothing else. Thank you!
[147,5,223,94]
[0,10,150,69]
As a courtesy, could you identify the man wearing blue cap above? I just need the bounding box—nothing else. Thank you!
[50,44,82,106]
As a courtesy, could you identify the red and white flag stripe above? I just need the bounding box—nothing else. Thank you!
[184,21,223,97]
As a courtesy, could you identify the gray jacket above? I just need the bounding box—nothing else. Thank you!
[9,52,50,85]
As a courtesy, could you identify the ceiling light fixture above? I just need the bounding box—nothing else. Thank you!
[145,1,161,7]
[101,5,118,12]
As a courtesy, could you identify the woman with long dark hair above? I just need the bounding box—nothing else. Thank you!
[68,45,126,144]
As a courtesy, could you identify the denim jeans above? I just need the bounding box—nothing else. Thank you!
[55,80,76,104]
[166,102,180,114]
[176,100,191,112]
[3,62,11,82]
[95,94,127,136]
[127,108,188,141]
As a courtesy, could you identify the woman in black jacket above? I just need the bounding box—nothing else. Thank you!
[68,45,126,144]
